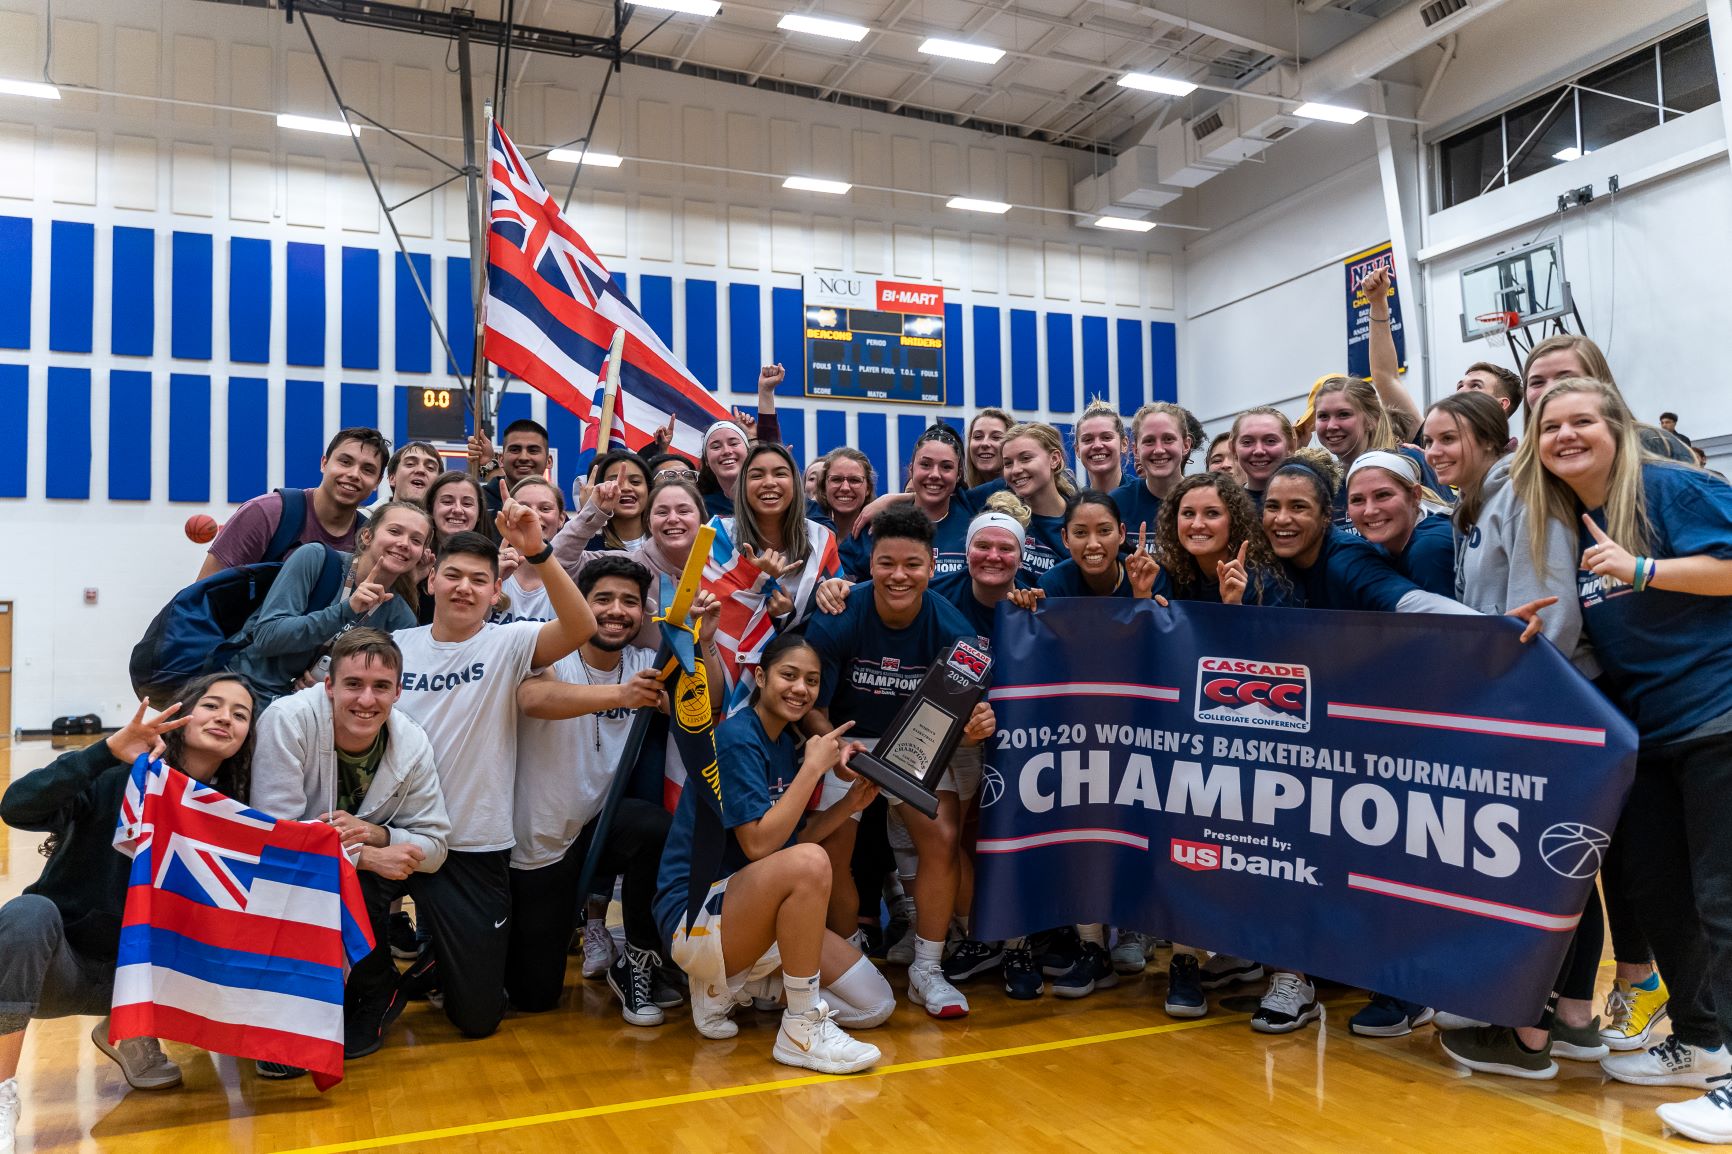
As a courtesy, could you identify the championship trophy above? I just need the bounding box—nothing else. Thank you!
[845,638,992,818]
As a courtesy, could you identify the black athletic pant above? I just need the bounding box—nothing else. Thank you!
[851,794,895,922]
[1614,729,1732,1050]
[1554,886,1606,1005]
[349,849,512,1039]
[504,799,671,1013]
[1602,834,1653,965]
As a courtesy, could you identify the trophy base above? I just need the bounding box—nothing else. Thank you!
[847,752,941,819]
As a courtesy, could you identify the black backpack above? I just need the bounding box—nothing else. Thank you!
[129,489,345,706]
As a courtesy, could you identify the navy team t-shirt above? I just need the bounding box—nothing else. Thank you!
[1281,528,1423,612]
[1577,462,1732,745]
[1109,479,1163,544]
[1038,557,1171,600]
[929,568,1028,640]
[803,585,973,739]
[1386,513,1456,598]
[1020,513,1067,580]
[653,708,796,944]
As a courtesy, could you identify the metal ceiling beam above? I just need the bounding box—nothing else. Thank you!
[281,0,620,59]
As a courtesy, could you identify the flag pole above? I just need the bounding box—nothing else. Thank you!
[574,523,715,905]
[469,95,495,447]
[594,326,626,469]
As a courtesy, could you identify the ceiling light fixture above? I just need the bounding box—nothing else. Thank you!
[276,113,360,137]
[783,175,852,194]
[1094,216,1156,232]
[1116,73,1196,97]
[1551,146,1588,162]
[1292,101,1368,125]
[626,0,720,14]
[919,38,1005,64]
[547,148,625,167]
[777,13,869,41]
[0,78,60,100]
[947,196,1011,214]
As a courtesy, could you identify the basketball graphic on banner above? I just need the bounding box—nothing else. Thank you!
[979,764,1005,808]
[1539,822,1611,879]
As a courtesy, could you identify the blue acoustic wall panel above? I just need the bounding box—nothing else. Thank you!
[168,374,211,503]
[857,411,888,498]
[1081,316,1109,406]
[341,247,380,371]
[228,376,269,503]
[45,367,91,499]
[108,370,152,500]
[49,221,94,354]
[0,217,30,349]
[970,306,1001,409]
[394,253,433,374]
[1045,313,1075,414]
[684,279,718,392]
[171,232,212,361]
[286,242,326,367]
[111,227,155,357]
[228,237,271,364]
[1009,309,1039,413]
[1116,317,1144,417]
[284,379,325,489]
[728,283,761,395]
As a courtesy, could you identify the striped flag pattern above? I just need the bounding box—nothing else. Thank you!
[482,123,732,462]
[111,755,374,1090]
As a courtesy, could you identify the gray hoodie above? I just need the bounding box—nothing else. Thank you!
[249,684,451,872]
[1454,455,1599,678]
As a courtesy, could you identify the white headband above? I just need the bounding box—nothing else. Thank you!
[1347,449,1420,487]
[704,420,749,450]
[967,511,1027,552]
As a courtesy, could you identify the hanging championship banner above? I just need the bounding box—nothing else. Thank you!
[1345,241,1406,379]
[803,273,946,405]
[972,599,1637,1026]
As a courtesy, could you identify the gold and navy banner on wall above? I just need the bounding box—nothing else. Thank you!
[0,215,1178,504]
[1344,241,1406,379]
[973,598,1637,1026]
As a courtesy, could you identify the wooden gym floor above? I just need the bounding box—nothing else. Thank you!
[0,737,1702,1153]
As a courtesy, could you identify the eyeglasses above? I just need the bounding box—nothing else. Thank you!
[656,468,699,482]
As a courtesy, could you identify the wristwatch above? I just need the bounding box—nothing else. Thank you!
[525,541,555,565]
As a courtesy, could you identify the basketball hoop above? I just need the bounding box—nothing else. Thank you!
[1476,311,1520,349]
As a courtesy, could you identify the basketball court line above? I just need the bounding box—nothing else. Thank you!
[269,989,1661,1154]
[272,1010,1259,1153]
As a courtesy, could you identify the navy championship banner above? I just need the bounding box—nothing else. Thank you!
[973,599,1637,1026]
[1345,241,1406,380]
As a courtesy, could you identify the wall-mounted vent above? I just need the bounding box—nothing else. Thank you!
[1190,110,1225,140]
[1420,0,1469,27]
[1264,124,1296,141]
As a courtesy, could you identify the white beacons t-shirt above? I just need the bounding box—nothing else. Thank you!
[393,621,542,853]
[511,644,656,870]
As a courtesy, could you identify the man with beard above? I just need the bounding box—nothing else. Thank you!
[507,555,717,1026]
[470,419,551,516]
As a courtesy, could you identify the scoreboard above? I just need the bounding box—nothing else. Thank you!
[803,274,946,406]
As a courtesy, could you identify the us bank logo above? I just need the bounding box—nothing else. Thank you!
[1193,657,1311,733]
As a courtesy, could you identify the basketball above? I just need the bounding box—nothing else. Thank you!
[183,514,218,544]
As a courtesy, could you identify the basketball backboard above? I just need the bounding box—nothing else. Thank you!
[1459,237,1574,340]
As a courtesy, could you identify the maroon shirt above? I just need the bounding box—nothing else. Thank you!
[207,489,362,569]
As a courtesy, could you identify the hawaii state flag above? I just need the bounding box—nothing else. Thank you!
[483,123,731,463]
[111,755,374,1090]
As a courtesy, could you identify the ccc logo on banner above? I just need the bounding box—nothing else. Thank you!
[1193,656,1312,734]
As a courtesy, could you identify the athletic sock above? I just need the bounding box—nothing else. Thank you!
[785,972,821,1017]
[1076,923,1106,947]
[913,935,944,970]
[1633,971,1660,992]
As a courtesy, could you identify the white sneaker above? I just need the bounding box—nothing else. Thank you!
[1110,930,1151,975]
[773,1003,881,1075]
[1658,1076,1732,1144]
[91,1020,182,1090]
[1250,972,1322,1034]
[689,975,747,1040]
[581,919,617,980]
[1432,1011,1490,1031]
[1,1077,18,1154]
[1602,1037,1732,1088]
[907,962,970,1019]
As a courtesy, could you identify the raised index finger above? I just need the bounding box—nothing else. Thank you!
[1237,540,1248,565]
[1137,523,1147,552]
[1581,513,1613,544]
